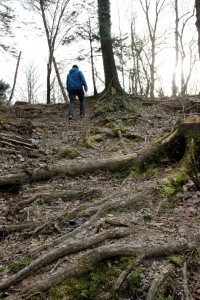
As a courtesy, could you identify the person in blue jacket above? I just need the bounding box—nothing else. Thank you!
[66,65,88,120]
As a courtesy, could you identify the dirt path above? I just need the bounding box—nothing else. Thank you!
[0,96,199,299]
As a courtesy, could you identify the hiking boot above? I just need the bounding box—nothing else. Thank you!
[69,115,73,120]
[80,114,84,118]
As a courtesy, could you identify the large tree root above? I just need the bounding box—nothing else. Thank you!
[12,188,103,212]
[28,191,131,257]
[1,119,199,188]
[146,263,175,300]
[0,228,130,291]
[100,254,145,299]
[19,241,198,298]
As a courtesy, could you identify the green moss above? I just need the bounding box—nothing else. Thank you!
[105,122,115,128]
[92,97,133,118]
[127,267,143,296]
[0,114,6,120]
[49,287,65,299]
[61,258,129,299]
[0,267,4,272]
[168,254,184,266]
[82,136,99,148]
[87,189,104,200]
[156,169,189,211]
[9,258,31,274]
[158,275,177,300]
[153,125,178,146]
[159,169,188,198]
[112,165,133,178]
[54,148,79,160]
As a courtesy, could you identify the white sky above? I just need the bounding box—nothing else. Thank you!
[0,0,199,103]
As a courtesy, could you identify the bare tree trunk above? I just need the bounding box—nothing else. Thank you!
[172,0,179,97]
[88,18,98,97]
[8,51,22,103]
[53,57,69,103]
[139,0,166,98]
[195,0,200,58]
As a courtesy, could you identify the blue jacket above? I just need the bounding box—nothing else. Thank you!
[66,67,88,92]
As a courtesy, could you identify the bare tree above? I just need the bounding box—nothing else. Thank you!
[75,3,99,97]
[25,0,71,104]
[8,50,22,103]
[195,0,200,58]
[139,0,167,98]
[179,14,197,95]
[17,62,42,104]
[172,0,179,96]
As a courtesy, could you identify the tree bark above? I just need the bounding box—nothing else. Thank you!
[196,0,200,59]
[8,51,22,103]
[172,0,179,97]
[97,0,124,94]
[53,56,69,103]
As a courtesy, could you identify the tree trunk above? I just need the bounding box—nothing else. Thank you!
[172,0,179,97]
[88,18,98,97]
[53,56,69,103]
[8,51,22,103]
[196,0,200,59]
[97,0,124,94]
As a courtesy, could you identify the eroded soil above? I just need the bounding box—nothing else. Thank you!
[0,96,200,299]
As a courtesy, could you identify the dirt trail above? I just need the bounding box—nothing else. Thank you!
[0,96,199,299]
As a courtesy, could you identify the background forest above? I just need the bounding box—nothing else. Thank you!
[0,0,200,104]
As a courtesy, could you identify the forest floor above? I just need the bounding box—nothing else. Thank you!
[0,95,200,300]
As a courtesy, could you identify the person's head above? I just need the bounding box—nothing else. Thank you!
[72,65,79,69]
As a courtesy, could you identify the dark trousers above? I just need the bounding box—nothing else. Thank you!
[68,89,85,116]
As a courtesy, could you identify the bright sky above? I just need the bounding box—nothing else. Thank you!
[0,0,199,103]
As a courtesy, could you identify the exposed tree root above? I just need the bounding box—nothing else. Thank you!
[1,119,200,188]
[28,191,131,257]
[20,241,197,298]
[0,228,131,291]
[12,188,103,212]
[100,254,145,299]
[183,262,190,300]
[146,263,175,300]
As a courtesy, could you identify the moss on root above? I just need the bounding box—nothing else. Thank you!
[48,257,133,300]
[54,148,80,160]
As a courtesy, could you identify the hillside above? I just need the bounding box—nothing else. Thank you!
[0,96,199,300]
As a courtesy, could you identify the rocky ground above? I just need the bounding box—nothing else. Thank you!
[0,96,199,300]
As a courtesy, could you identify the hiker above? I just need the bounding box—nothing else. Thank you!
[66,64,88,120]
